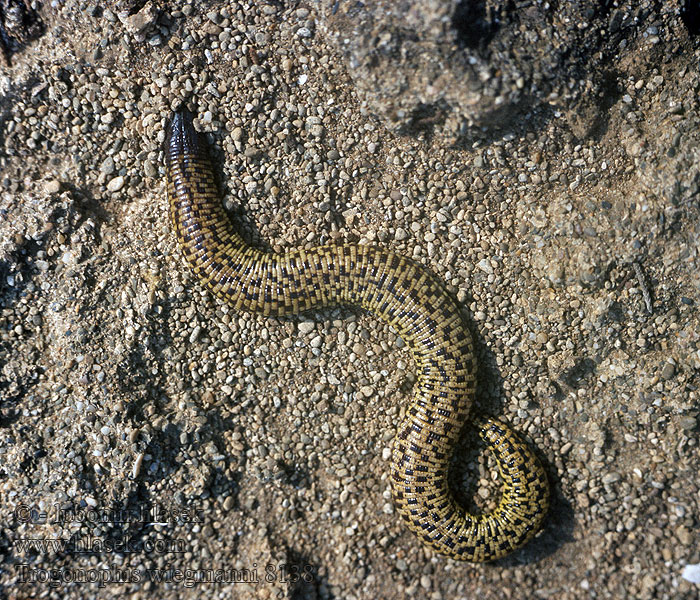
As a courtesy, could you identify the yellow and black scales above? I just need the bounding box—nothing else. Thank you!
[165,108,550,562]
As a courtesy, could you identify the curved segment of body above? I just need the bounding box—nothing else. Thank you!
[165,108,549,561]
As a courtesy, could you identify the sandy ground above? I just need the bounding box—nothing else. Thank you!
[1,1,699,598]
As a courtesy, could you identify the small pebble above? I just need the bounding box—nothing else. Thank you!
[298,322,315,334]
[189,325,202,343]
[44,180,61,194]
[682,563,700,584]
[660,362,675,380]
[107,176,125,192]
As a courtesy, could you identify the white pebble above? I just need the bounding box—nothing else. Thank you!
[477,258,493,274]
[132,453,144,479]
[107,176,125,192]
[682,563,700,584]
[189,325,202,343]
[298,322,315,334]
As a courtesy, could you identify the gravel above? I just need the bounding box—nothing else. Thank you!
[0,1,698,599]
